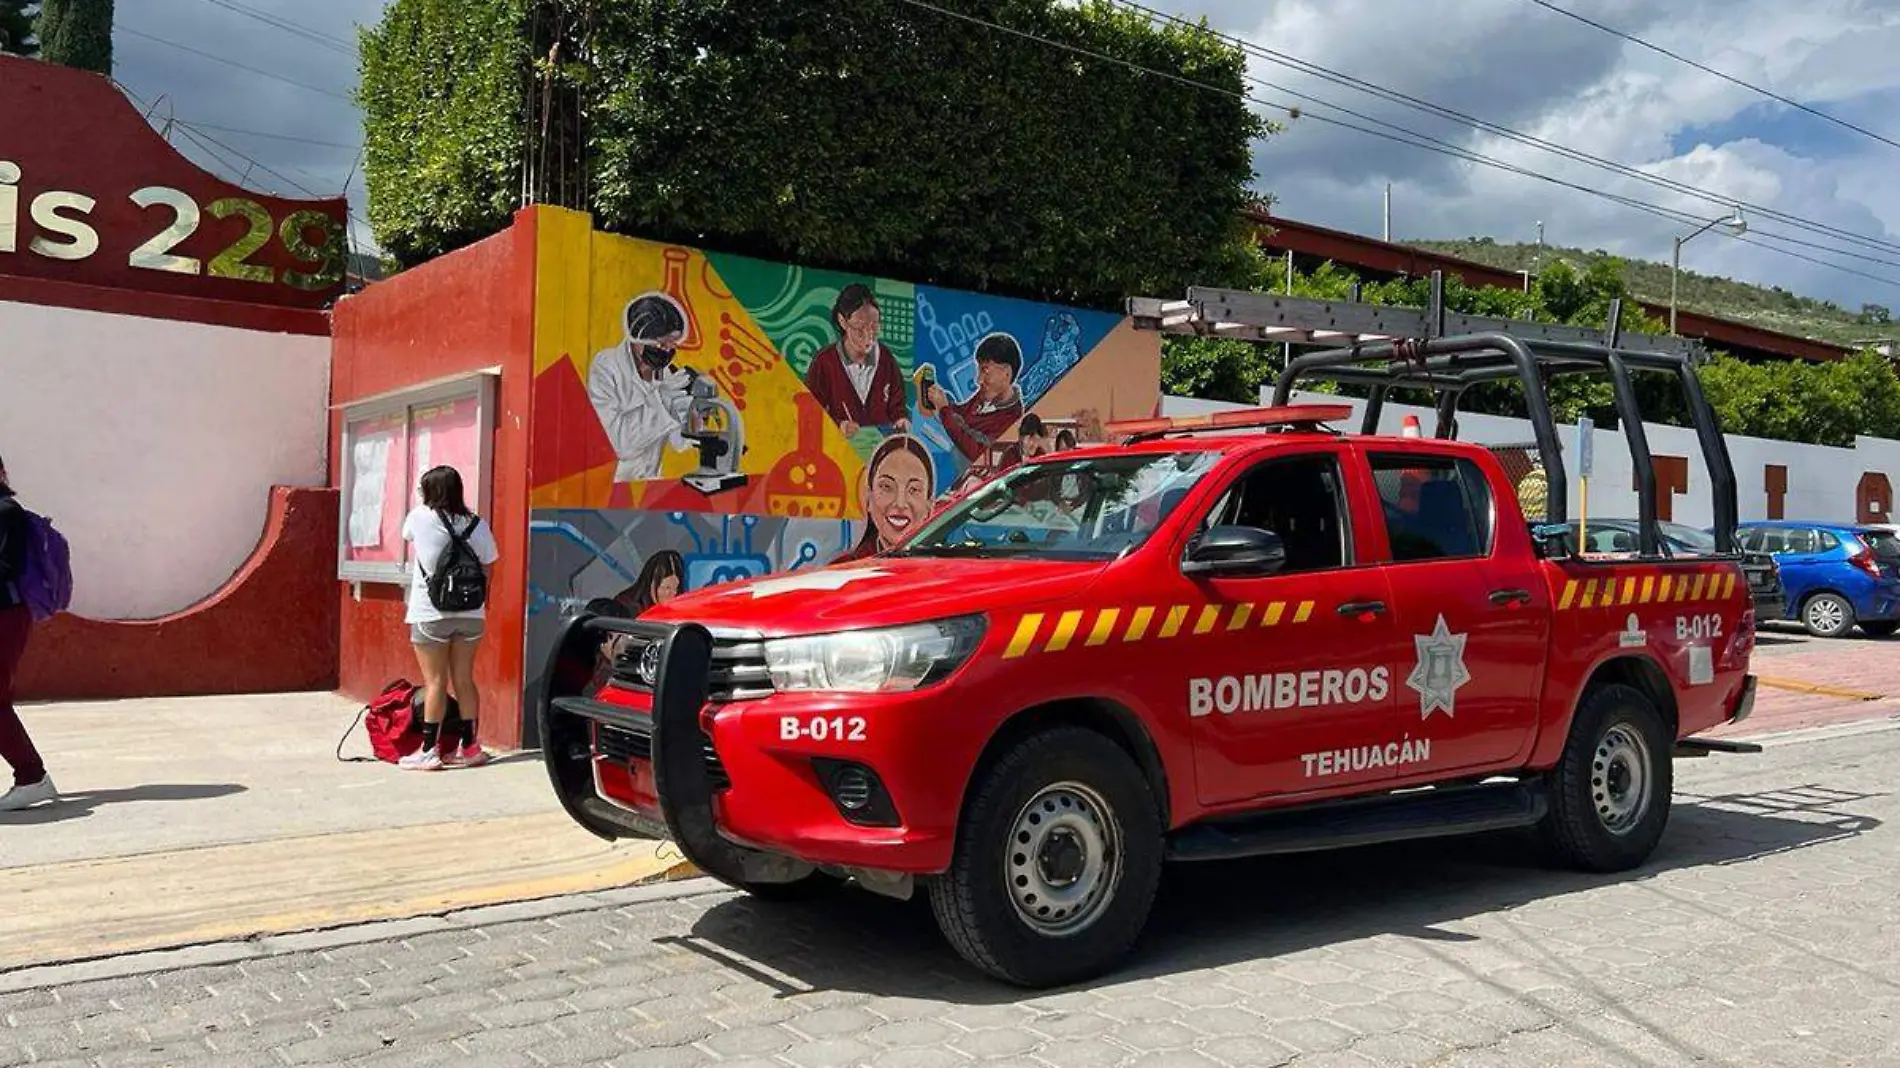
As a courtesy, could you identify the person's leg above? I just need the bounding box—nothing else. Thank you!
[444,625,488,767]
[0,606,55,810]
[402,625,453,770]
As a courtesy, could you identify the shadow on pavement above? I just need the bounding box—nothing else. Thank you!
[669,783,1883,1004]
[0,783,246,826]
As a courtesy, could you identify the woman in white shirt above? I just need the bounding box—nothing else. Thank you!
[400,466,501,771]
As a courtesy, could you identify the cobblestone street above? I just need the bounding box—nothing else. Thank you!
[4,721,1898,1068]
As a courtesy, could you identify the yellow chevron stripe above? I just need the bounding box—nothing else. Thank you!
[1263,602,1286,626]
[1691,573,1708,601]
[1125,606,1155,641]
[1722,572,1737,599]
[1293,601,1314,624]
[1193,604,1221,635]
[1159,605,1190,638]
[1004,614,1042,659]
[1558,580,1579,610]
[1621,576,1638,606]
[1658,575,1673,601]
[1228,603,1254,630]
[1045,610,1084,652]
[1581,579,1598,609]
[1640,575,1655,604]
[1086,608,1120,646]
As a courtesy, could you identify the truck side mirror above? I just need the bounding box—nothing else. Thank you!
[1183,525,1288,577]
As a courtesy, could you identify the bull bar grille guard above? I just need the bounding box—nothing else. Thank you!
[538,613,815,888]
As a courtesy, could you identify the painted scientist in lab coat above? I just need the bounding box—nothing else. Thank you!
[588,292,695,495]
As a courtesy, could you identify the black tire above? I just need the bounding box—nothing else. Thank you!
[1802,592,1856,638]
[1536,683,1672,873]
[928,727,1163,988]
[1859,620,1899,639]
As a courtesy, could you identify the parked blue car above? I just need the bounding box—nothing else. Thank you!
[1731,520,1900,638]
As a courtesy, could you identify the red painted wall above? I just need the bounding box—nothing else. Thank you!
[16,486,340,699]
[328,210,539,749]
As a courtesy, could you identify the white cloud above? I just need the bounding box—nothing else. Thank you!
[1171,0,1900,311]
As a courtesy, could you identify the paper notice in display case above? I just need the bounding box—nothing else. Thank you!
[348,431,392,548]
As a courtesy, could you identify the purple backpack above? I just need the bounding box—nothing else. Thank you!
[11,508,72,621]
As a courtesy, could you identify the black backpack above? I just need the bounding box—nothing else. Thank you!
[422,510,488,612]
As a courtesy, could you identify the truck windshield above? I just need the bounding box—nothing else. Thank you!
[892,451,1221,561]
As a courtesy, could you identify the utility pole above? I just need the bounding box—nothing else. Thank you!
[1536,220,1544,247]
[1383,184,1391,242]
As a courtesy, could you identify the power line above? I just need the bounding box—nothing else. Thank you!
[1524,0,1900,155]
[890,0,1900,294]
[1116,0,1900,262]
[118,25,353,103]
[177,119,357,151]
[198,0,356,55]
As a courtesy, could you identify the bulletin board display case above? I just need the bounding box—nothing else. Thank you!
[336,371,497,584]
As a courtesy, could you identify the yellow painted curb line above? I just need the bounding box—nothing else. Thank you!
[1755,675,1884,701]
[0,814,680,973]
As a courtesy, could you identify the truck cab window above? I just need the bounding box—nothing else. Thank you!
[1369,453,1494,562]
[1200,455,1350,572]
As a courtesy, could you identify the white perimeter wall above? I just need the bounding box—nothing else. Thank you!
[1160,390,1900,531]
[0,300,330,619]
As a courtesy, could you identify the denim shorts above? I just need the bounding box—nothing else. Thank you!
[411,617,486,646]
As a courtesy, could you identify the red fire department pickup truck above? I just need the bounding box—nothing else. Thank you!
[540,332,1760,988]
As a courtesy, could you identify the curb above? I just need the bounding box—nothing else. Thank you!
[0,874,731,995]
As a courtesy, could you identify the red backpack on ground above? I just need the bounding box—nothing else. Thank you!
[335,679,424,763]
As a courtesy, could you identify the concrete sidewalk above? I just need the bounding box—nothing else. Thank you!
[0,693,683,974]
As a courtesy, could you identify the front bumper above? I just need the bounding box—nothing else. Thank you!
[537,613,960,886]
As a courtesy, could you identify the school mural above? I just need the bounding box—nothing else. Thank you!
[523,208,1159,712]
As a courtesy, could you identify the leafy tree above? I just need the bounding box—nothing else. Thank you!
[36,0,110,73]
[1861,303,1891,326]
[1162,253,1900,448]
[360,0,1270,308]
[1,1,37,56]
[357,0,532,265]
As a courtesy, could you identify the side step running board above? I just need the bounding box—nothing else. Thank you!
[1674,736,1764,757]
[1166,779,1547,863]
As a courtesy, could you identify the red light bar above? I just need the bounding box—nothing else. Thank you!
[1104,404,1354,442]
[1206,403,1354,428]
[1103,416,1178,438]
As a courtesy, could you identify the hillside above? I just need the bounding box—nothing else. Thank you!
[1408,238,1888,348]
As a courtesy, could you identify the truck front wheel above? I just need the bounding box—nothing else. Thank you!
[928,727,1163,988]
[1536,682,1672,872]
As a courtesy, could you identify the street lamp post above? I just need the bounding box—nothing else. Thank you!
[1671,208,1748,334]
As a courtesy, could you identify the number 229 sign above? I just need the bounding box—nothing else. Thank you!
[0,56,351,311]
[2,161,346,300]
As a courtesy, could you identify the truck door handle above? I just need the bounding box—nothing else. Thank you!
[1337,600,1387,617]
[1490,587,1532,606]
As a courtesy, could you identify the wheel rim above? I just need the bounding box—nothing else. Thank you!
[1592,723,1653,835]
[1004,781,1123,936]
[1809,598,1845,633]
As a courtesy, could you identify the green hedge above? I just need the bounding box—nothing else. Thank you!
[359,0,1268,308]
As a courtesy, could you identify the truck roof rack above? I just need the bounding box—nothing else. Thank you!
[1106,403,1354,444]
[1126,272,1740,559]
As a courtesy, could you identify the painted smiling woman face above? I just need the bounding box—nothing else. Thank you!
[869,445,933,551]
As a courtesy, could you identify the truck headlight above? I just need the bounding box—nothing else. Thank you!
[762,615,987,693]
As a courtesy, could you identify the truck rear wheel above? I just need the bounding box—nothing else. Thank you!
[928,727,1163,988]
[1536,683,1672,872]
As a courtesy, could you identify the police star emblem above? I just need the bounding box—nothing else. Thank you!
[1407,614,1472,719]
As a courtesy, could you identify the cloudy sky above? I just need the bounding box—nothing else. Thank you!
[110,0,1900,313]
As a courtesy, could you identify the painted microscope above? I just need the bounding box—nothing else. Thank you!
[677,367,748,495]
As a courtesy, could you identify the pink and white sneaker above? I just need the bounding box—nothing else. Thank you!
[399,747,443,771]
[444,745,490,769]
